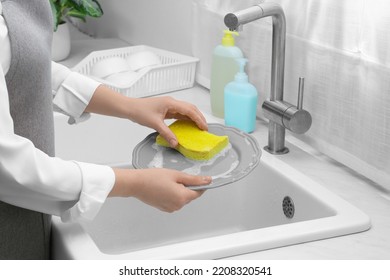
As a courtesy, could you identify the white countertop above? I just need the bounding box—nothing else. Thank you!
[61,35,390,260]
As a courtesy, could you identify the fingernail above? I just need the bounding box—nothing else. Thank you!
[203,176,212,183]
[169,139,177,147]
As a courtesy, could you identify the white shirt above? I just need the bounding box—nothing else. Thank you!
[0,3,115,223]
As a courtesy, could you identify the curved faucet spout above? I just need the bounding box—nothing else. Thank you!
[224,3,286,102]
[224,3,311,155]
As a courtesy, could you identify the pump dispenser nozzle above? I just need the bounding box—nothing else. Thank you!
[234,58,249,83]
[222,30,239,46]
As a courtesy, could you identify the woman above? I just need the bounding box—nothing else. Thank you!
[0,0,210,259]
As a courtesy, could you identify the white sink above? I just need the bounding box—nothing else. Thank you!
[52,111,370,259]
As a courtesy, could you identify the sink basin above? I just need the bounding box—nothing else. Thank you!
[52,111,370,259]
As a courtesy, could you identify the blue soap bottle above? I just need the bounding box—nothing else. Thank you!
[224,58,258,133]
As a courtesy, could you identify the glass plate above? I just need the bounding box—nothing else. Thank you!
[132,123,261,190]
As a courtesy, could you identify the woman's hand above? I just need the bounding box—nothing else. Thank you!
[110,168,211,212]
[128,96,208,147]
[86,85,208,147]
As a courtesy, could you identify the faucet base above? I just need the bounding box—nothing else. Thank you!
[264,121,289,155]
[264,146,289,155]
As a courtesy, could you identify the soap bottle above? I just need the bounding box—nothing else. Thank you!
[224,58,258,133]
[210,30,244,118]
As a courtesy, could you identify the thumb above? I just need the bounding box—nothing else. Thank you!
[178,173,212,187]
[178,173,211,200]
[157,122,178,148]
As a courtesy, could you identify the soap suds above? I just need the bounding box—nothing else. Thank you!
[211,160,239,180]
[147,144,164,168]
[148,143,235,178]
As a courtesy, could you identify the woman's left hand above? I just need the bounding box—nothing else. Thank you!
[128,96,208,147]
[86,85,208,147]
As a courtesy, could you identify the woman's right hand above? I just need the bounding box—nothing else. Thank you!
[109,168,211,212]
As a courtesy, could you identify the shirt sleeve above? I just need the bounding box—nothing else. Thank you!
[0,63,116,223]
[51,61,101,124]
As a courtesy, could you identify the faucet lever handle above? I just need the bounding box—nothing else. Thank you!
[297,77,305,110]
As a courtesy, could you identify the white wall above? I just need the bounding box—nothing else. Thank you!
[83,0,193,55]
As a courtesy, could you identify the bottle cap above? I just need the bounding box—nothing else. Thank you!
[222,30,239,46]
[235,58,249,83]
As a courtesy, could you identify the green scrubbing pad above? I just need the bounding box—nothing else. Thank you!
[156,120,229,161]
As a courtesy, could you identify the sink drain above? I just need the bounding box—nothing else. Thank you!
[282,196,295,219]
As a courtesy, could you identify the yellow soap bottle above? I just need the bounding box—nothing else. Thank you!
[210,30,243,118]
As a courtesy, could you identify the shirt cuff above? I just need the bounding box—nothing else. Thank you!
[52,70,101,124]
[60,162,115,223]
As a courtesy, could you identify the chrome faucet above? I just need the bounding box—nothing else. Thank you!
[225,3,312,154]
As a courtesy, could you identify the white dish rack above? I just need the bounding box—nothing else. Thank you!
[72,45,199,97]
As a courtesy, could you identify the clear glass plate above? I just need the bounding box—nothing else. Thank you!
[132,123,261,190]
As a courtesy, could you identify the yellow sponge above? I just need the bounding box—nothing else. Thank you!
[156,120,229,161]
